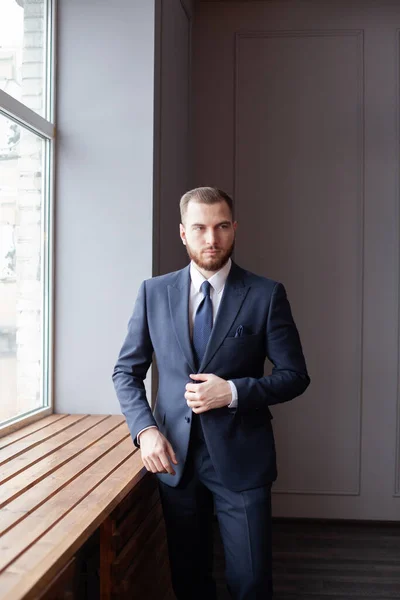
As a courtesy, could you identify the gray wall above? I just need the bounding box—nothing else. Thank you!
[55,0,155,414]
[192,0,400,520]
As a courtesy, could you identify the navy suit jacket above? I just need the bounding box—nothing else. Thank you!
[112,262,310,492]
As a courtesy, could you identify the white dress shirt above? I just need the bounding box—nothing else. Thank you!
[188,259,238,406]
[137,258,238,443]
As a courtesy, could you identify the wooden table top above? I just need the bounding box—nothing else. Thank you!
[0,414,145,600]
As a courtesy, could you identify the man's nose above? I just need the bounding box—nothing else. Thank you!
[205,229,216,245]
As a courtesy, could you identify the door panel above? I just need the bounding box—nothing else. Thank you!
[192,1,400,519]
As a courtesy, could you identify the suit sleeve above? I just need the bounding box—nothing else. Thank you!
[230,282,310,415]
[112,281,157,447]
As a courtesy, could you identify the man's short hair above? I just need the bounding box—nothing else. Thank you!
[180,187,234,223]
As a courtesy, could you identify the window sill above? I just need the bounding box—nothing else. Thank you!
[0,406,53,439]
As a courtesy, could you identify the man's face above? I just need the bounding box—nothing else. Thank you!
[180,200,237,272]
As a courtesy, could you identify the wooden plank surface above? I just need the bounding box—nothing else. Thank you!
[0,415,69,449]
[0,437,135,572]
[0,415,115,486]
[0,415,90,465]
[0,416,124,505]
[0,419,130,535]
[0,414,146,600]
[0,450,145,600]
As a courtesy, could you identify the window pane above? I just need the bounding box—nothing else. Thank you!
[0,0,47,117]
[0,112,49,424]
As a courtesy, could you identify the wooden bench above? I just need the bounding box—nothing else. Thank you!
[0,414,173,600]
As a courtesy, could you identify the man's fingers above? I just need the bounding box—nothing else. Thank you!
[144,455,171,475]
[190,373,209,381]
[166,441,178,465]
[186,393,206,408]
[145,454,174,475]
[185,383,201,393]
[149,455,167,474]
[192,405,207,414]
[160,452,176,475]
[142,436,177,475]
[141,447,162,473]
[185,389,204,402]
[143,456,157,473]
[186,397,201,409]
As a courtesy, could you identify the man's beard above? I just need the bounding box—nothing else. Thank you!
[185,239,235,272]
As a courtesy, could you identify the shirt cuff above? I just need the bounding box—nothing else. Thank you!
[227,380,238,409]
[137,425,158,445]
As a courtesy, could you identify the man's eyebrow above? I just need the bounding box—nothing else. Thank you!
[190,221,231,227]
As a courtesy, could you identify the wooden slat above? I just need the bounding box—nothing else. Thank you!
[0,422,130,535]
[113,470,157,523]
[0,415,118,490]
[100,516,115,600]
[118,536,169,598]
[0,415,90,466]
[115,511,167,594]
[0,452,146,600]
[115,487,160,553]
[0,416,125,507]
[0,416,69,449]
[112,501,164,579]
[132,538,171,600]
[0,436,137,574]
[35,558,77,600]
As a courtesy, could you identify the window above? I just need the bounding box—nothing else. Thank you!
[0,0,55,433]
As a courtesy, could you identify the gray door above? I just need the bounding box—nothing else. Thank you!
[192,1,400,520]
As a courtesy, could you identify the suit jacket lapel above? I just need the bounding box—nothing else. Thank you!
[168,266,196,373]
[199,262,250,372]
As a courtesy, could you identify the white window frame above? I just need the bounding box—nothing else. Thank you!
[0,0,56,437]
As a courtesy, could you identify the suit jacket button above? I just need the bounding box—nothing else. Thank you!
[185,416,190,423]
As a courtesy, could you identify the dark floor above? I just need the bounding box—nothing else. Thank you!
[213,519,400,599]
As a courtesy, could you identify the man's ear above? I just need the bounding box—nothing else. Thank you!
[179,223,186,245]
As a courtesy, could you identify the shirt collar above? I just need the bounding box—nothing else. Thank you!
[190,258,232,294]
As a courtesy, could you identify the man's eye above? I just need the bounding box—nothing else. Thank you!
[219,224,229,229]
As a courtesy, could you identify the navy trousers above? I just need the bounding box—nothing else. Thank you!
[158,416,273,600]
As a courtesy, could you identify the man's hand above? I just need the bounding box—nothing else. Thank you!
[139,428,178,475]
[185,373,232,413]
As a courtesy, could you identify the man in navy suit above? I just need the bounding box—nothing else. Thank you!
[113,187,310,600]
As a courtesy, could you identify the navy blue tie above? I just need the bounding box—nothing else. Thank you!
[193,280,213,369]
